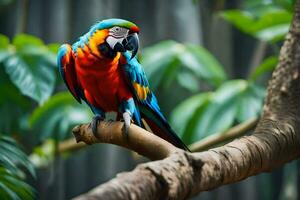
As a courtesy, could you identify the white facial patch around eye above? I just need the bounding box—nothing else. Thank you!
[109,26,129,39]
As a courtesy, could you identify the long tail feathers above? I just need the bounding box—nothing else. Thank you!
[139,109,190,151]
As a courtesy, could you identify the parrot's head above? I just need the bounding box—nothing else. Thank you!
[90,18,140,59]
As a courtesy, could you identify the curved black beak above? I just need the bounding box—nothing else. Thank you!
[124,33,139,60]
[112,33,139,60]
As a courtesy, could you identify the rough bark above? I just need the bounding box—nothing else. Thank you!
[72,122,178,160]
[73,1,300,199]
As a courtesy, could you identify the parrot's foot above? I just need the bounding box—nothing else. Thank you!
[122,112,132,137]
[90,115,104,137]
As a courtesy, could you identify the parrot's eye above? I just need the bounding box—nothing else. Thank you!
[111,26,122,32]
[109,26,129,38]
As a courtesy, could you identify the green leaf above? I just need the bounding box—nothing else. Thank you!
[221,10,255,33]
[141,40,227,91]
[0,65,32,134]
[250,56,278,81]
[0,136,35,178]
[182,44,227,87]
[12,34,43,50]
[0,136,36,200]
[255,23,289,42]
[0,34,58,104]
[171,80,265,144]
[141,40,183,90]
[177,72,200,92]
[0,181,20,200]
[189,80,247,142]
[47,43,60,54]
[170,93,211,139]
[3,54,56,104]
[221,9,292,42]
[0,169,35,200]
[236,84,265,122]
[0,34,9,49]
[273,0,296,11]
[29,92,92,141]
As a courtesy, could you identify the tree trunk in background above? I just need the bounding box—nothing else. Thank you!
[200,1,233,77]
[41,0,70,43]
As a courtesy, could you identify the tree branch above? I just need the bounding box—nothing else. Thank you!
[73,1,300,199]
[58,118,258,154]
[189,117,259,152]
[72,122,178,160]
[58,117,257,155]
[58,137,86,153]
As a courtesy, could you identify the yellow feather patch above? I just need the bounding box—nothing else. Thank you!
[77,47,84,58]
[89,29,109,57]
[132,82,150,100]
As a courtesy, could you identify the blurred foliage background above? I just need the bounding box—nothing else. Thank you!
[0,0,299,199]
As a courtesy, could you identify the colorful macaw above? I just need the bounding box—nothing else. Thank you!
[57,18,189,151]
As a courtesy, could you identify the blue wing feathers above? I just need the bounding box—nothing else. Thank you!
[121,52,189,151]
[57,45,68,84]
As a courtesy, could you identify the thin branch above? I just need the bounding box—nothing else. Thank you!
[72,122,179,160]
[189,117,259,152]
[58,138,86,153]
[57,117,258,154]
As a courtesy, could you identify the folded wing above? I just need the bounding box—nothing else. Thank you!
[121,52,190,151]
[57,44,83,103]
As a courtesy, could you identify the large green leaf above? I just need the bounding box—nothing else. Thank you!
[189,80,247,142]
[171,80,265,144]
[0,64,31,134]
[177,72,200,92]
[182,44,227,86]
[0,136,35,200]
[29,92,92,141]
[250,56,278,81]
[170,93,211,138]
[244,0,295,12]
[221,8,292,42]
[236,84,265,122]
[0,34,9,49]
[0,168,35,200]
[4,53,56,105]
[141,40,183,90]
[0,136,35,178]
[0,34,57,105]
[141,40,227,91]
[221,10,255,33]
[12,34,43,51]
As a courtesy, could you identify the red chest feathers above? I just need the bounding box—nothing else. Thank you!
[74,52,132,111]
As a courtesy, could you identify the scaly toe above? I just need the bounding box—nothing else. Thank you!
[90,115,103,137]
[122,112,131,138]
